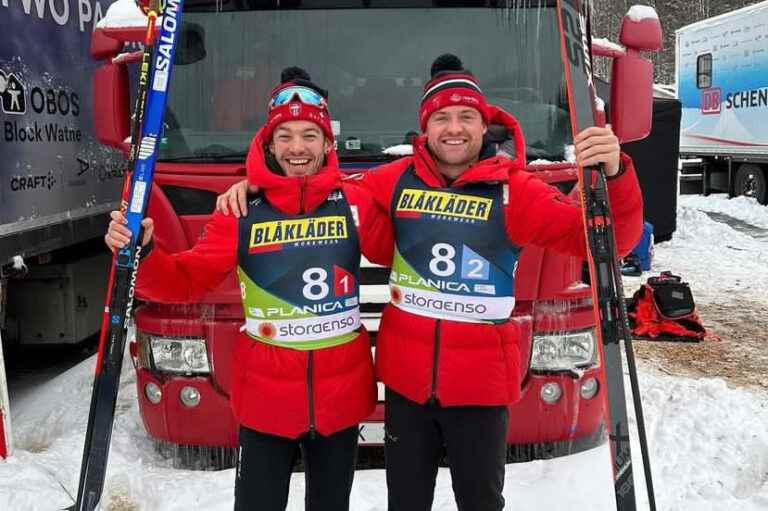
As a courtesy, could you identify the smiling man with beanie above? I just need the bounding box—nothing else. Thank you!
[216,54,643,510]
[105,67,393,511]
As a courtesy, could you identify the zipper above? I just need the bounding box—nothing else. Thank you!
[307,350,316,438]
[429,319,442,405]
[299,176,307,214]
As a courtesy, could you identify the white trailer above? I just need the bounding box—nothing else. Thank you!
[676,1,768,204]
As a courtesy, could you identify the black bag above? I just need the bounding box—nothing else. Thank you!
[646,272,695,319]
[627,271,707,342]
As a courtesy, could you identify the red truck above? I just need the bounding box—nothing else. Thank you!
[90,0,660,468]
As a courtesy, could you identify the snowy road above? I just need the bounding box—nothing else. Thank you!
[1,194,767,510]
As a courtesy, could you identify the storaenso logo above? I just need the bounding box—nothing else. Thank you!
[279,316,356,337]
[0,71,27,114]
[152,0,181,92]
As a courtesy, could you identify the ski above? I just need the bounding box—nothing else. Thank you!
[554,1,656,510]
[70,0,184,509]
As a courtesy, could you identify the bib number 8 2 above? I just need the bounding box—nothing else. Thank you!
[428,243,489,280]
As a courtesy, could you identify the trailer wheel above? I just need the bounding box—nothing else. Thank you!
[734,164,767,205]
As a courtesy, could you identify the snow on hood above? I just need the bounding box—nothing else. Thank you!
[592,37,625,53]
[564,144,576,163]
[12,255,26,271]
[382,144,413,156]
[528,159,571,165]
[627,5,659,22]
[97,0,157,29]
[595,96,606,112]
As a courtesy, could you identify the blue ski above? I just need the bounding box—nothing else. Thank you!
[71,1,185,509]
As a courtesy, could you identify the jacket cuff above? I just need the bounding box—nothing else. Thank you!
[139,238,154,260]
[607,152,632,181]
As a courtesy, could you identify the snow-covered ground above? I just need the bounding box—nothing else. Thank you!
[1,193,767,510]
[623,194,768,305]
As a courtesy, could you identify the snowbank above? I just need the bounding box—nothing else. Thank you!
[679,194,768,230]
[3,347,768,510]
[622,196,768,304]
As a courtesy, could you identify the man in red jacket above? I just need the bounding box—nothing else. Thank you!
[106,68,392,511]
[217,55,643,511]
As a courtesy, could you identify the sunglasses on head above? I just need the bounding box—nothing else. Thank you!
[269,86,327,110]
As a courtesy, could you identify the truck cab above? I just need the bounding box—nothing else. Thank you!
[90,0,658,467]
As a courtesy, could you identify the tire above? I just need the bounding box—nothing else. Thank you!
[734,164,768,205]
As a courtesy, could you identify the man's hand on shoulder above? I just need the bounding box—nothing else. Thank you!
[216,179,257,218]
[573,125,621,177]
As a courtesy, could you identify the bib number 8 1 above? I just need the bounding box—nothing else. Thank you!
[302,266,353,300]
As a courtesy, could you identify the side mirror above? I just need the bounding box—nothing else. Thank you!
[609,7,662,143]
[610,53,653,143]
[90,27,123,60]
[90,11,205,154]
[93,62,130,153]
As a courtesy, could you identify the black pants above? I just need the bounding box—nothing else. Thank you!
[385,388,509,511]
[234,425,358,511]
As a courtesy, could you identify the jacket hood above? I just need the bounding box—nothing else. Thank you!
[412,104,527,187]
[245,126,342,215]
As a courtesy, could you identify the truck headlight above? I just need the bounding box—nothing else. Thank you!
[150,337,210,375]
[530,328,598,372]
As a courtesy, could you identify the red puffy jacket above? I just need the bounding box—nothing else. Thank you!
[136,129,393,438]
[358,106,644,407]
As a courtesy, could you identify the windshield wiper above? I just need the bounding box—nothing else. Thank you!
[341,153,398,163]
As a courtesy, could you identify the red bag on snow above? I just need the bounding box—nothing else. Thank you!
[627,272,708,342]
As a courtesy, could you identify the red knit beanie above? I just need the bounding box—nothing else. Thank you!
[419,54,489,131]
[262,67,335,143]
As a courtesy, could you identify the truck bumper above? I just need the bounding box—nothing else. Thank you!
[136,368,238,447]
[136,367,603,459]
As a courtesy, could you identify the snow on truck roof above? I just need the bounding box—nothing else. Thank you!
[675,0,768,35]
[627,5,659,22]
[97,0,159,29]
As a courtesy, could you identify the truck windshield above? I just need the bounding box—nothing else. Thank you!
[159,4,570,163]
